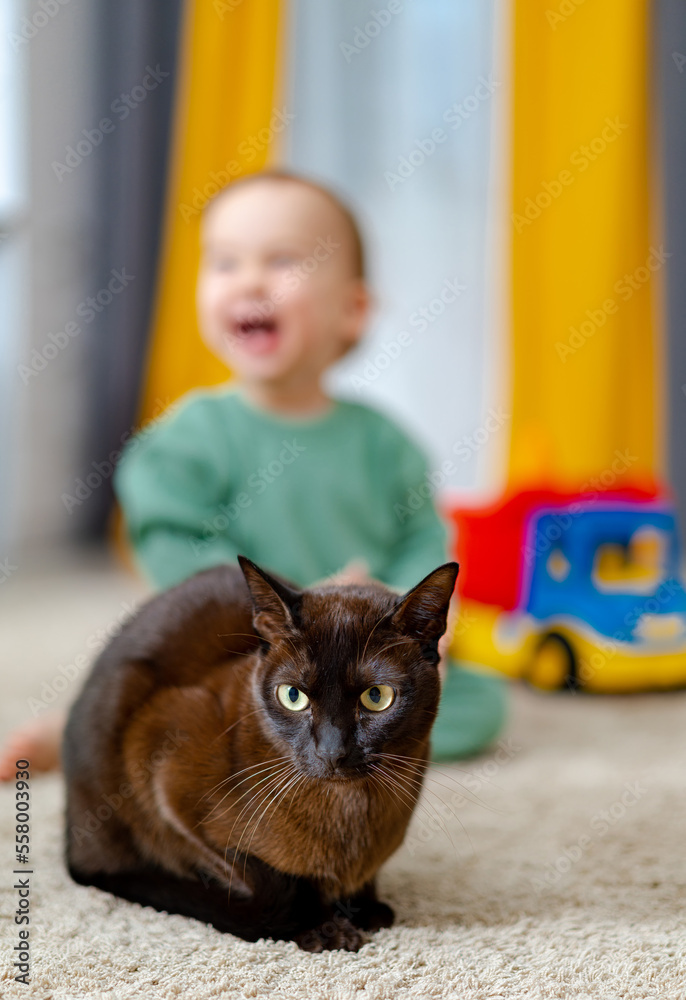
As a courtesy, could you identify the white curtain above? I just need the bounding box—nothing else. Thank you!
[0,0,28,554]
[285,0,503,492]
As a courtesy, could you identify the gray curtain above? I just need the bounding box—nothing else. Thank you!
[80,0,183,538]
[657,0,686,539]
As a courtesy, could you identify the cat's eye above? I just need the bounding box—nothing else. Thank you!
[276,684,310,712]
[360,685,395,712]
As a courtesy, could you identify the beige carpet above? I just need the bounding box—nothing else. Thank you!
[1,551,685,999]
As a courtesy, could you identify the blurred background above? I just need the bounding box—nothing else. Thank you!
[2,0,686,696]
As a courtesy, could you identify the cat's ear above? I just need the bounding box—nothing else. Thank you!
[238,556,302,642]
[391,562,459,647]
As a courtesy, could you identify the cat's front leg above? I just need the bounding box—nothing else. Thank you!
[293,886,367,952]
[295,914,364,953]
[341,880,394,932]
[295,880,394,950]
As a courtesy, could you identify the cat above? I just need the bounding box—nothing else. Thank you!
[63,556,458,952]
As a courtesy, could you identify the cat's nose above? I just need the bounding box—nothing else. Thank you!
[316,746,346,769]
[315,723,347,770]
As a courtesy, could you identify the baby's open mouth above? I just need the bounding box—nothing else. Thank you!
[230,316,280,354]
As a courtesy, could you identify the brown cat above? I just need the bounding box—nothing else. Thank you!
[63,556,458,951]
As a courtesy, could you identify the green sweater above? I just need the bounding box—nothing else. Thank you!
[113,387,448,592]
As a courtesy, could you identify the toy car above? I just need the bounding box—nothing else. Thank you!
[447,489,686,692]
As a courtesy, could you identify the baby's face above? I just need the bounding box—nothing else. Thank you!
[197,180,367,389]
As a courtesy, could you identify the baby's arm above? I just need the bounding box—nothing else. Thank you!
[123,528,241,592]
[381,435,451,595]
[379,429,454,681]
[386,507,452,682]
[114,397,242,590]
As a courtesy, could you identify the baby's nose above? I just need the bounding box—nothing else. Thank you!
[237,263,268,294]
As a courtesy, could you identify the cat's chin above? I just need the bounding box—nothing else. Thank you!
[306,768,367,784]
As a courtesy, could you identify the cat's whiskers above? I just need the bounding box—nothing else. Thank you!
[225,764,297,902]
[359,608,394,666]
[373,753,426,774]
[215,629,302,666]
[210,706,271,746]
[267,629,302,664]
[371,761,442,837]
[376,756,481,856]
[223,764,297,862]
[386,737,509,800]
[368,762,423,820]
[199,755,288,801]
[221,762,294,818]
[199,761,293,827]
[368,637,420,660]
[196,757,286,809]
[375,755,473,854]
[231,765,300,892]
[370,762,462,859]
[284,769,310,824]
[368,765,448,855]
[432,760,509,796]
[377,756,456,806]
[369,761,418,806]
[368,763,437,836]
[401,733,509,796]
[208,756,290,798]
[196,754,289,809]
[239,764,304,883]
[213,762,294,835]
[379,754,490,820]
[216,630,261,644]
[377,750,507,814]
[214,631,264,660]
[365,768,404,818]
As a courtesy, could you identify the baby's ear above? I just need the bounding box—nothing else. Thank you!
[238,556,302,643]
[391,563,459,645]
[339,279,371,355]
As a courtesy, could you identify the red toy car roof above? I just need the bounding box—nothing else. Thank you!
[444,483,660,611]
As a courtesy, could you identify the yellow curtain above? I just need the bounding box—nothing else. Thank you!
[508,0,660,492]
[140,0,286,422]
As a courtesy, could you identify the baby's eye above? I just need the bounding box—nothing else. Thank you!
[216,259,239,272]
[207,255,239,272]
[360,685,395,712]
[277,684,310,712]
[269,254,299,268]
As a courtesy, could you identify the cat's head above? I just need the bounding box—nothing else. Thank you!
[238,557,459,780]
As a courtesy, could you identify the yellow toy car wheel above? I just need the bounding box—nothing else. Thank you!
[526,633,577,692]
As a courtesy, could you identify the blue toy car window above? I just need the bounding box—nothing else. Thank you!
[593,526,667,595]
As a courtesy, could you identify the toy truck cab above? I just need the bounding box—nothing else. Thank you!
[449,490,686,692]
[523,504,686,689]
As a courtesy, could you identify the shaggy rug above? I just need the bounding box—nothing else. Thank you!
[1,553,684,999]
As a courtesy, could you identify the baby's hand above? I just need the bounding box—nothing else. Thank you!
[436,599,460,682]
[332,559,372,585]
[315,559,371,588]
[437,632,450,683]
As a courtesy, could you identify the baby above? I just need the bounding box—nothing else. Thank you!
[0,171,505,777]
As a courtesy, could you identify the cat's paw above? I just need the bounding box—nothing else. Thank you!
[296,915,366,953]
[352,899,394,932]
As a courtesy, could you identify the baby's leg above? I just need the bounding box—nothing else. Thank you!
[0,710,66,781]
